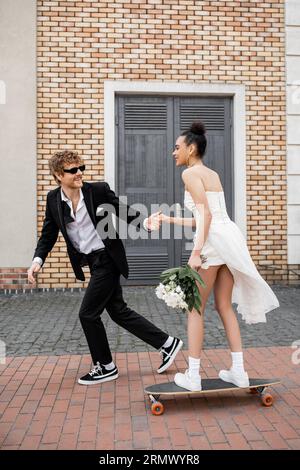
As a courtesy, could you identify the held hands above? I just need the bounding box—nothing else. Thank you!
[27,262,41,285]
[145,211,162,231]
[158,213,170,224]
[145,212,170,230]
[145,211,171,231]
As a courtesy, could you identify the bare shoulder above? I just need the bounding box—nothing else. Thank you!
[198,166,219,178]
[210,168,221,180]
[183,166,223,192]
[181,167,191,180]
[198,166,223,190]
[182,167,206,192]
[182,166,205,179]
[181,167,202,184]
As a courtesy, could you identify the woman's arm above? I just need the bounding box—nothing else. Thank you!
[160,213,196,227]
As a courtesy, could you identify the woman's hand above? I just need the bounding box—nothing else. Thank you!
[188,251,202,271]
[188,251,208,271]
[145,211,162,231]
[159,213,171,224]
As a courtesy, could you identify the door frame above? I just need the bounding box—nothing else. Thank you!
[104,80,246,237]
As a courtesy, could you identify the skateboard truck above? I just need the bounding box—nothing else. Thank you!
[148,394,164,416]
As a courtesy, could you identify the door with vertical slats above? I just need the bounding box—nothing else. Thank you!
[116,95,175,284]
[116,95,232,284]
[173,97,233,267]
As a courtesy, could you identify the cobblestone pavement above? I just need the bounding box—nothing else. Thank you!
[0,347,300,450]
[0,285,299,357]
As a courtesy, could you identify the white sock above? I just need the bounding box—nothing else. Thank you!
[103,361,115,370]
[231,352,245,373]
[188,356,201,379]
[162,336,173,349]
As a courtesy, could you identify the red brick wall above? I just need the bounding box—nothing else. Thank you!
[0,269,28,291]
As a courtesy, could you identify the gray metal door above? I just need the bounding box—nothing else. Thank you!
[173,96,233,267]
[116,95,232,284]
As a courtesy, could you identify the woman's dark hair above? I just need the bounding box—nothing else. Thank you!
[182,121,207,158]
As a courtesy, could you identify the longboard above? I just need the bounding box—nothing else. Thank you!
[144,378,280,415]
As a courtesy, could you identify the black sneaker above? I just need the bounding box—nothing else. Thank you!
[78,362,118,385]
[157,337,183,374]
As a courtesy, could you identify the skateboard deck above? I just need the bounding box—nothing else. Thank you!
[145,378,280,415]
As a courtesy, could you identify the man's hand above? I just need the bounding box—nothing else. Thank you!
[145,211,162,231]
[27,262,41,285]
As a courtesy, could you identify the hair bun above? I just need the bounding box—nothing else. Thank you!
[190,121,206,136]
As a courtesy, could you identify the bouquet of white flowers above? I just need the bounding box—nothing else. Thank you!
[155,265,206,314]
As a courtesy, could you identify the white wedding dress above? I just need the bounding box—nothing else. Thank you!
[184,190,279,324]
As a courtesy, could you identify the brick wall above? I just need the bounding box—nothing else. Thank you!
[27,0,289,289]
[0,269,28,292]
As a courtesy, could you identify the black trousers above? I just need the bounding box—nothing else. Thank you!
[79,249,168,365]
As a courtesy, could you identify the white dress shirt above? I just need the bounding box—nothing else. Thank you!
[33,188,104,266]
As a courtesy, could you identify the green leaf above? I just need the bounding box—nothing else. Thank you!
[160,267,180,277]
[178,269,188,279]
[194,297,201,311]
[187,266,206,287]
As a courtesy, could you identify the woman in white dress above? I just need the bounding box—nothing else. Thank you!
[159,121,279,391]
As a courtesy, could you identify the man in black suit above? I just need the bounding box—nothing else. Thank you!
[28,151,182,385]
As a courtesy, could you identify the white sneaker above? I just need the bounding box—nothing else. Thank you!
[218,368,249,388]
[174,370,202,391]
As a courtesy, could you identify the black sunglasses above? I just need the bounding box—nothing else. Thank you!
[63,164,85,174]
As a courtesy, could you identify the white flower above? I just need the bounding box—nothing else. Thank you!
[156,274,190,311]
[156,264,203,313]
[164,283,172,292]
[155,283,166,299]
[160,287,188,310]
[165,293,179,308]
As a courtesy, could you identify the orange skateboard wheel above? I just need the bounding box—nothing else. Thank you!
[151,401,164,416]
[261,393,273,407]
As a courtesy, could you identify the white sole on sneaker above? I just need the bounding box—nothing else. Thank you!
[218,370,249,388]
[174,372,202,391]
[157,339,183,374]
[78,373,118,385]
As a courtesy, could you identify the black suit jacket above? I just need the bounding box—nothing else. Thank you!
[34,181,144,281]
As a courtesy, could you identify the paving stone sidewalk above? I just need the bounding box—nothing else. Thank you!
[0,347,300,450]
[0,285,299,357]
[0,285,300,451]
